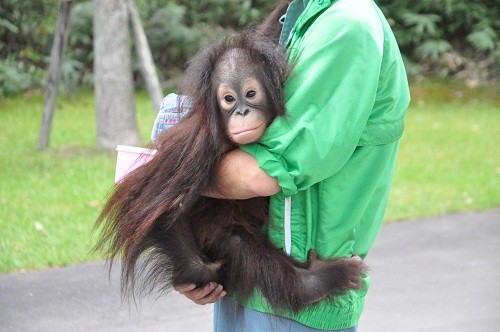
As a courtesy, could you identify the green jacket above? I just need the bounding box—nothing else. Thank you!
[240,0,410,329]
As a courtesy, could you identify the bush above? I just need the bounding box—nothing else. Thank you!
[377,0,499,81]
[1,0,497,96]
[140,2,203,79]
[0,57,43,97]
[0,0,59,96]
[70,0,275,88]
[64,1,95,92]
[137,0,273,81]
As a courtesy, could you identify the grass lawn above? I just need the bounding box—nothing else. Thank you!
[385,81,499,221]
[0,81,499,273]
[0,91,157,273]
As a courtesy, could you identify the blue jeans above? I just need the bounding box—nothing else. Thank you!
[213,298,357,332]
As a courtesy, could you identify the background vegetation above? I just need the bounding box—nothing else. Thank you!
[0,0,498,96]
[1,81,498,273]
[378,0,499,81]
[0,1,498,272]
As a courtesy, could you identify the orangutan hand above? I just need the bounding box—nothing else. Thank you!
[174,282,227,305]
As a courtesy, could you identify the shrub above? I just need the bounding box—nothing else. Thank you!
[1,0,497,96]
[64,1,95,92]
[0,0,58,96]
[0,56,42,97]
[137,0,273,81]
[377,0,499,81]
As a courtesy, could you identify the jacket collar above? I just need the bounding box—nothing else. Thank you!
[279,0,307,46]
[279,0,334,46]
[294,0,334,35]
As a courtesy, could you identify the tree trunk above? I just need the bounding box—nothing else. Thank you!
[128,0,163,113]
[38,0,72,151]
[93,0,140,150]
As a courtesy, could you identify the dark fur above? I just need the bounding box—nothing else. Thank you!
[94,33,365,312]
[258,0,291,43]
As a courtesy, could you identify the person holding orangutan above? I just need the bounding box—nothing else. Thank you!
[173,0,410,330]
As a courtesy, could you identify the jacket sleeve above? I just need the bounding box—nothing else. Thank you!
[241,10,384,197]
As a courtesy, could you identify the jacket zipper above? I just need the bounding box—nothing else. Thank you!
[284,197,292,255]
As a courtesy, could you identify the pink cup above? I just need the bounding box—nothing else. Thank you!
[115,145,157,183]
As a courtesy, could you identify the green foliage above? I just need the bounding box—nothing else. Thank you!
[0,56,44,97]
[0,57,31,97]
[467,26,497,52]
[415,39,452,61]
[140,2,203,78]
[0,0,274,95]
[0,0,57,61]
[136,0,273,80]
[64,1,94,91]
[1,0,498,96]
[0,0,58,96]
[172,0,270,27]
[377,0,499,79]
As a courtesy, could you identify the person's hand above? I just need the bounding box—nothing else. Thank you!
[174,282,227,305]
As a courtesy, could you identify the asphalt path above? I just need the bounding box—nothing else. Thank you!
[1,209,499,331]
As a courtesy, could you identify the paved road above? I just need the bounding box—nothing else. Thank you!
[1,209,499,331]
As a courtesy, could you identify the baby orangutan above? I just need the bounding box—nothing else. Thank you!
[94,33,366,313]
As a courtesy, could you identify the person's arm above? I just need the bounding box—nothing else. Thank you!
[204,149,281,199]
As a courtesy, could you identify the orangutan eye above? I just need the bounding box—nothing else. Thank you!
[224,95,235,103]
[246,90,256,98]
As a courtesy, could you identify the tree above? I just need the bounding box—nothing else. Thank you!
[93,0,140,150]
[128,0,163,112]
[39,0,73,151]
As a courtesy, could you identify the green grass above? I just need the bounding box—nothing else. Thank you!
[384,80,499,221]
[0,90,157,273]
[0,81,499,273]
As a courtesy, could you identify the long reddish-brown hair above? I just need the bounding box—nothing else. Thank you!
[93,32,288,293]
